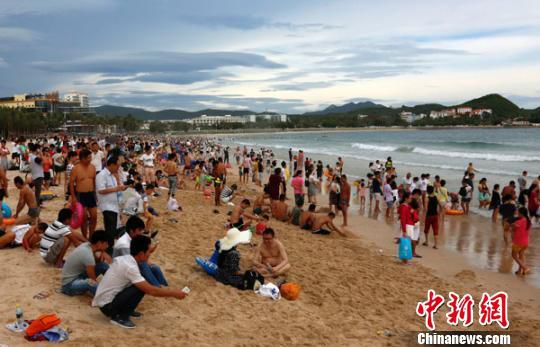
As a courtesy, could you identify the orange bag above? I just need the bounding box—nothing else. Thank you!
[26,313,61,337]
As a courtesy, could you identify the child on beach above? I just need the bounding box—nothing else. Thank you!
[357,180,366,208]
[511,207,531,276]
[489,184,501,222]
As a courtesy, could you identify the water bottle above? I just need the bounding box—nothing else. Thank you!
[15,305,23,329]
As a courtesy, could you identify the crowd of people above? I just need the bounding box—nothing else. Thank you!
[0,134,537,331]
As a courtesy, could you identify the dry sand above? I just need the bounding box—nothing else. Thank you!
[0,168,539,346]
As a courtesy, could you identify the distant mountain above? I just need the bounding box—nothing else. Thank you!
[94,105,260,121]
[457,94,520,115]
[305,101,386,115]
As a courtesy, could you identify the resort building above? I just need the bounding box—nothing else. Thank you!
[186,114,248,126]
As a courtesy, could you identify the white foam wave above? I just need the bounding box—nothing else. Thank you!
[351,142,540,162]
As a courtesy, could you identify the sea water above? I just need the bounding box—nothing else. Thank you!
[228,127,540,197]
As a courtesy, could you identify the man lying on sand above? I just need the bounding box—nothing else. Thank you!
[252,228,291,278]
[311,212,346,236]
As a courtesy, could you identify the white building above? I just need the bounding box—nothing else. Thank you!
[400,111,415,123]
[64,92,89,108]
[457,107,472,115]
[187,114,247,126]
[246,114,288,123]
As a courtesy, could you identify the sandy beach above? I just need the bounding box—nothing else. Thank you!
[0,165,538,347]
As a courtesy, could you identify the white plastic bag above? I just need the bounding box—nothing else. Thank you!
[167,197,180,211]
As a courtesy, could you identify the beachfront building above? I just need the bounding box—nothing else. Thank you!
[246,114,288,123]
[186,114,248,126]
[64,92,89,108]
[0,91,94,115]
[457,107,473,115]
[472,108,492,116]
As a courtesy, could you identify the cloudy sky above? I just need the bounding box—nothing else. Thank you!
[1,0,540,113]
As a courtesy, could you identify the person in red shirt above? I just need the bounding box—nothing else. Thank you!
[42,148,53,191]
[398,192,412,236]
[511,207,531,276]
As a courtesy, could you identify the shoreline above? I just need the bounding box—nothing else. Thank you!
[168,124,537,137]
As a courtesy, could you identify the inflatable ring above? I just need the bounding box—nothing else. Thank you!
[2,217,15,225]
[2,202,12,218]
[446,209,464,216]
[40,191,56,201]
[70,202,84,229]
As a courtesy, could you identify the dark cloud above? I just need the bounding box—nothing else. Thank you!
[94,92,306,113]
[31,51,286,74]
[179,15,341,31]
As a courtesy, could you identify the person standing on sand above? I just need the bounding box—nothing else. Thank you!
[91,141,105,175]
[511,207,531,276]
[0,140,10,171]
[252,228,291,278]
[70,149,98,239]
[163,153,179,198]
[268,168,283,201]
[241,154,252,185]
[28,143,44,205]
[96,156,126,250]
[517,171,528,194]
[489,184,501,222]
[340,175,351,227]
[423,185,440,249]
[93,235,186,329]
[0,162,8,203]
[290,170,304,206]
[383,177,394,219]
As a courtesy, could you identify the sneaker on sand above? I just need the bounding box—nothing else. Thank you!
[110,317,136,329]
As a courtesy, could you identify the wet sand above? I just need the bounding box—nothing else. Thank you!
[350,200,540,288]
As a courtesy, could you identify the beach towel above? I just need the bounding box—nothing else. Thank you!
[25,326,69,343]
[255,283,281,300]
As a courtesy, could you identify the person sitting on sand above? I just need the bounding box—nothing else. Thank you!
[220,183,237,204]
[300,204,317,230]
[288,199,303,226]
[215,227,252,289]
[271,194,289,222]
[253,188,271,215]
[93,235,187,329]
[252,228,291,278]
[40,208,86,267]
[61,230,111,296]
[13,176,40,225]
[230,199,261,230]
[113,216,167,287]
[20,222,49,251]
[311,212,345,236]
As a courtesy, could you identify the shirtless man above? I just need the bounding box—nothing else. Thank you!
[163,153,179,198]
[312,212,346,236]
[299,204,317,230]
[252,228,291,278]
[230,199,260,230]
[13,176,40,225]
[271,194,289,222]
[253,189,271,215]
[340,175,351,227]
[70,149,97,239]
[214,157,227,185]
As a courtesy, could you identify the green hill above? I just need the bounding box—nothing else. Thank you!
[458,94,520,116]
[94,105,259,121]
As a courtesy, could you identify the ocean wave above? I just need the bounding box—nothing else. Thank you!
[350,142,540,162]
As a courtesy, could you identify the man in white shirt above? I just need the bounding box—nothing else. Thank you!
[97,156,127,250]
[91,142,105,173]
[113,216,167,287]
[92,235,186,329]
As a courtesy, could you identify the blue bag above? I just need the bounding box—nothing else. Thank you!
[398,236,413,260]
